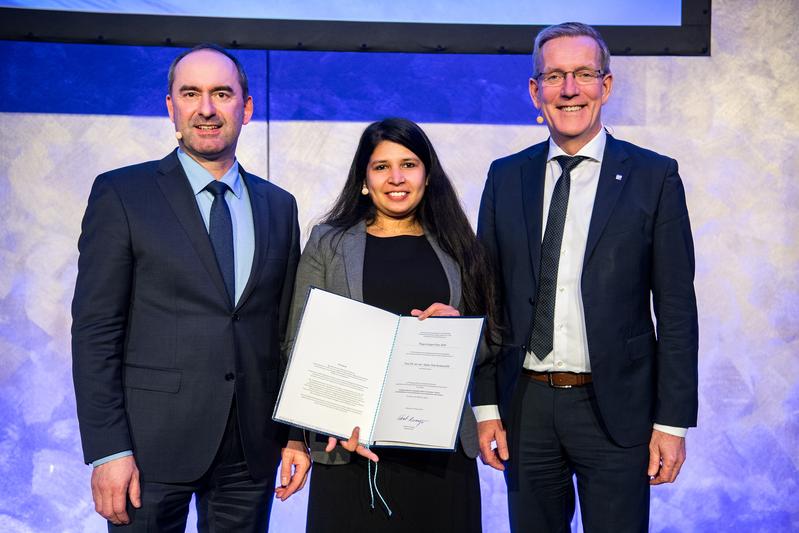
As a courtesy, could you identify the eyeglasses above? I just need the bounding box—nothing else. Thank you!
[535,69,605,87]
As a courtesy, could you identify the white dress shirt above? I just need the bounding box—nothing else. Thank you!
[475,129,685,438]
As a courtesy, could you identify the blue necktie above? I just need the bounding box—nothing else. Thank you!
[528,155,587,360]
[205,181,235,307]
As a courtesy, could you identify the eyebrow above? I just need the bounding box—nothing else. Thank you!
[371,157,421,164]
[177,85,236,93]
[543,65,598,73]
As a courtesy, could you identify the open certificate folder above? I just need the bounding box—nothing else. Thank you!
[274,287,484,450]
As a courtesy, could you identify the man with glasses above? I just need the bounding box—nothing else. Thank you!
[474,22,698,532]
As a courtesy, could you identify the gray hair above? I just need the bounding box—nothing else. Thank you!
[532,22,611,77]
[167,43,249,99]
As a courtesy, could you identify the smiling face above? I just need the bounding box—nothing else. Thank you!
[166,49,253,170]
[365,140,427,224]
[530,35,612,154]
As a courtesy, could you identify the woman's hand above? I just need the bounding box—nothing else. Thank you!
[326,426,379,462]
[411,302,460,320]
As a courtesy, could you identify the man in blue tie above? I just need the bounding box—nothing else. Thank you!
[473,22,699,532]
[72,44,310,531]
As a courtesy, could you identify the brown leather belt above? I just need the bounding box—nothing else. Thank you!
[523,369,593,388]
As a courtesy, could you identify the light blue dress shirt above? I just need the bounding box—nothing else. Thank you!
[92,150,256,467]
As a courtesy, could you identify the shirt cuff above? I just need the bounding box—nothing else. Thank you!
[92,450,133,467]
[653,424,687,438]
[473,404,501,422]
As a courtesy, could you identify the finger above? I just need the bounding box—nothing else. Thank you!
[128,469,142,508]
[480,449,504,471]
[659,457,676,483]
[356,445,379,462]
[410,309,423,317]
[280,454,292,487]
[111,486,130,525]
[340,427,361,452]
[416,303,443,320]
[325,436,337,453]
[281,470,302,500]
[91,482,102,514]
[97,484,115,521]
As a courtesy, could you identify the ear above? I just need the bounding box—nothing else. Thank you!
[529,77,541,110]
[166,94,175,124]
[600,72,613,105]
[242,95,254,125]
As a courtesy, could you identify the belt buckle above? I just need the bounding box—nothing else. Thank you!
[548,373,572,389]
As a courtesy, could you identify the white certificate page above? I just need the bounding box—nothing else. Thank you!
[371,315,484,449]
[274,288,399,444]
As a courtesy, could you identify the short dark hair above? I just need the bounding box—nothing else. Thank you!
[322,118,499,343]
[167,43,249,99]
[532,22,611,76]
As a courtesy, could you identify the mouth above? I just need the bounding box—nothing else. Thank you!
[557,105,586,112]
[194,124,222,131]
[386,191,409,200]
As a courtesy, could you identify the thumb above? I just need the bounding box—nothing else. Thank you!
[129,469,142,508]
[497,432,510,461]
[325,436,337,453]
[647,449,661,477]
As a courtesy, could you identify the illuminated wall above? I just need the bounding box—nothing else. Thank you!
[0,1,797,531]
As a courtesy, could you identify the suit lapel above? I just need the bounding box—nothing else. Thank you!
[155,152,230,305]
[583,135,631,266]
[521,144,549,284]
[235,169,270,310]
[342,221,366,302]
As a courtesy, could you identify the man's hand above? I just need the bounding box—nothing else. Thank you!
[91,455,140,525]
[648,429,686,485]
[478,418,509,471]
[411,302,460,320]
[275,440,311,501]
[326,426,380,462]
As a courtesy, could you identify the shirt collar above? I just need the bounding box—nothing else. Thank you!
[177,148,243,198]
[547,127,607,164]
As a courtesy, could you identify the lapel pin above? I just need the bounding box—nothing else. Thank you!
[615,174,623,181]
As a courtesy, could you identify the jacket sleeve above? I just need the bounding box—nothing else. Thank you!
[472,163,501,407]
[71,175,134,464]
[651,158,699,428]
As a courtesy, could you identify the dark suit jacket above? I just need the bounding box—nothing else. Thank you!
[282,222,481,463]
[474,135,698,447]
[72,150,300,482]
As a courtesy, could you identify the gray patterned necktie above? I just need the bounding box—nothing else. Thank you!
[528,155,587,360]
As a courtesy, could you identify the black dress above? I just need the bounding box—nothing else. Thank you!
[305,234,482,533]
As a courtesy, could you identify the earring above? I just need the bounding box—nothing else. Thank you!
[361,183,369,195]
[536,113,545,125]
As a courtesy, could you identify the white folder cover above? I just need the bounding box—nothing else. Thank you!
[273,287,484,450]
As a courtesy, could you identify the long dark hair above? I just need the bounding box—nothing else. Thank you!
[323,118,498,342]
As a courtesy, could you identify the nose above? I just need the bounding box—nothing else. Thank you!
[560,72,580,97]
[388,167,405,185]
[198,93,216,117]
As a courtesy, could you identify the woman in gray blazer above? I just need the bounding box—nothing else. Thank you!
[282,118,497,532]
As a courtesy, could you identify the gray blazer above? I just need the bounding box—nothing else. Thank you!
[283,221,481,464]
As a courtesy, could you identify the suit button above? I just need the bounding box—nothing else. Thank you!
[225,373,235,381]
[232,313,240,321]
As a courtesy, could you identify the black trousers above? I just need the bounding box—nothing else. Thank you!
[505,377,650,533]
[110,400,273,533]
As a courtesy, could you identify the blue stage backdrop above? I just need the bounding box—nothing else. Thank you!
[1,1,798,531]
